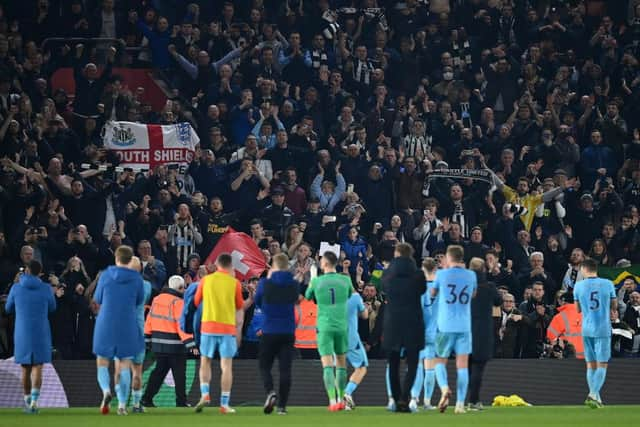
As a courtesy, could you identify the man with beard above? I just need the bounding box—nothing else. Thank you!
[488,170,574,231]
[562,248,585,292]
[200,197,239,256]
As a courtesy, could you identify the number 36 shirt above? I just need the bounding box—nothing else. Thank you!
[432,267,477,333]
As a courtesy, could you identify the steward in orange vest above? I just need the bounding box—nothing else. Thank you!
[294,297,318,359]
[547,299,584,359]
[142,276,195,407]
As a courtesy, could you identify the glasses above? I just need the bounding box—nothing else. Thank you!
[504,300,515,303]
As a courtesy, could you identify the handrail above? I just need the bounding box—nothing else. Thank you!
[41,37,126,52]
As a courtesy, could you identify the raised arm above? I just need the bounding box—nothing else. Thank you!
[211,47,242,74]
[170,48,198,80]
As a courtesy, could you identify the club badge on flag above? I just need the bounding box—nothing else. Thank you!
[205,229,267,281]
[103,121,199,169]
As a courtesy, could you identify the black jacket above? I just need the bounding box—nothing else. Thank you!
[73,58,113,117]
[471,272,502,361]
[381,257,426,352]
[260,203,294,242]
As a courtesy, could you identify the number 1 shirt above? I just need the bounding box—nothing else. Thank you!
[574,277,616,337]
[305,273,352,332]
[432,267,477,333]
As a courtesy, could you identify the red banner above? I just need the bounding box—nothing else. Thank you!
[205,230,267,281]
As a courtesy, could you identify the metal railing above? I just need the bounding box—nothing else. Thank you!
[41,37,148,68]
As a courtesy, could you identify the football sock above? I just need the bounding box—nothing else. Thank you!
[594,367,607,400]
[424,369,436,404]
[385,365,392,398]
[345,381,358,396]
[97,366,111,393]
[456,368,469,406]
[30,388,40,406]
[200,383,210,398]
[411,364,424,399]
[220,391,230,407]
[322,367,336,404]
[435,363,448,390]
[24,395,31,407]
[132,389,142,407]
[118,368,131,408]
[335,368,347,400]
[586,368,595,397]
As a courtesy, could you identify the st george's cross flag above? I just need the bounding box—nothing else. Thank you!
[103,121,199,169]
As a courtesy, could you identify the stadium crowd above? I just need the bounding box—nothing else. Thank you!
[1,0,640,362]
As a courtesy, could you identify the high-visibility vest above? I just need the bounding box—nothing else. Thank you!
[144,290,195,354]
[547,303,584,359]
[294,299,317,349]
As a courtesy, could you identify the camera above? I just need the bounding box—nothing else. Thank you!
[504,203,527,216]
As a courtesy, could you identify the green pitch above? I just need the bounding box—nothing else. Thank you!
[0,406,638,427]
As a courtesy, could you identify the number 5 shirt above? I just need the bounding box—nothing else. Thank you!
[574,278,616,338]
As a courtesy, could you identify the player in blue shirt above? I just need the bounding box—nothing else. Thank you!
[410,257,438,412]
[343,290,369,410]
[114,256,152,413]
[573,257,617,409]
[430,245,477,414]
[93,246,145,416]
[5,261,56,414]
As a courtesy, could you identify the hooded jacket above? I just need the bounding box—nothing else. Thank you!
[5,274,56,364]
[92,266,145,359]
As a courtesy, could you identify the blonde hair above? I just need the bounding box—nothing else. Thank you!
[273,253,289,270]
[469,257,485,272]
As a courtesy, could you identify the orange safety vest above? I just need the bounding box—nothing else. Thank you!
[294,299,317,349]
[144,290,195,354]
[547,303,584,359]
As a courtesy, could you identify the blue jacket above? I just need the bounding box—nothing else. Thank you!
[581,144,617,191]
[340,235,370,278]
[180,281,202,346]
[243,306,265,342]
[5,274,56,364]
[92,266,145,359]
[255,271,299,335]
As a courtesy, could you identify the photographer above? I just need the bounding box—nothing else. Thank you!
[518,281,554,358]
[542,338,576,359]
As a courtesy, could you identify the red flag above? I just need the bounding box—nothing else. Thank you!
[204,229,267,280]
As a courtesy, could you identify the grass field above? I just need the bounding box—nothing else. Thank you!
[1,406,638,427]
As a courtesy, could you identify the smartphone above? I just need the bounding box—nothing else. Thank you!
[347,184,354,193]
[310,264,318,279]
[326,216,337,222]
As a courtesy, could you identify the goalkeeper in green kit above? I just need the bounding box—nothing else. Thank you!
[305,251,352,412]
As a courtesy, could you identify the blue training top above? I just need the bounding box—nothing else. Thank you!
[347,293,365,350]
[432,266,477,333]
[574,277,616,338]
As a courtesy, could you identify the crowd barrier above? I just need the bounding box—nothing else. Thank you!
[0,358,636,407]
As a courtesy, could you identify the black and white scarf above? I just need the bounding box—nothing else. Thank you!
[353,58,373,85]
[452,201,469,238]
[311,49,328,70]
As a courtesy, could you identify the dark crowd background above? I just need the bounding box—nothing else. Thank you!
[0,0,639,361]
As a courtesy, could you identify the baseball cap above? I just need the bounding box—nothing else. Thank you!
[553,168,567,176]
[271,186,285,196]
